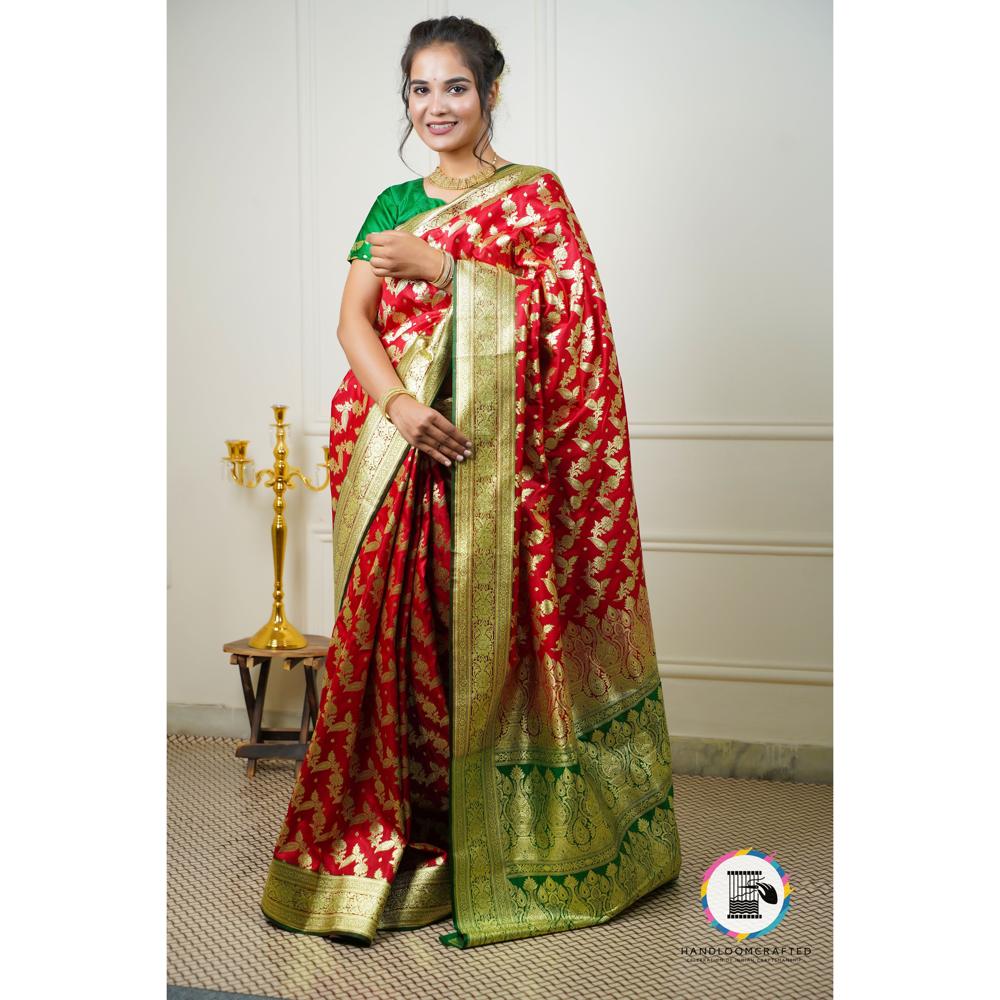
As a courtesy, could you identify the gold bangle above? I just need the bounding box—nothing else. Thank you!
[431,250,454,289]
[377,386,416,421]
[377,386,410,415]
[431,249,448,285]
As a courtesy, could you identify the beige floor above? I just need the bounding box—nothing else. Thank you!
[168,735,832,1000]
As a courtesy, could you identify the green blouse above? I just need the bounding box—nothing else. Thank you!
[347,165,518,262]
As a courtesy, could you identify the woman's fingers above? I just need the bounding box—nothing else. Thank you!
[392,399,472,466]
[369,255,395,276]
[420,442,452,467]
[412,415,472,462]
[429,411,470,444]
[369,231,432,281]
[401,420,451,466]
[428,414,473,459]
[422,425,464,462]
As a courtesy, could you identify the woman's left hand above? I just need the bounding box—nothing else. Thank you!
[366,230,445,283]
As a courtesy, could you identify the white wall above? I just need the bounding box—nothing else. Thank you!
[168,0,832,749]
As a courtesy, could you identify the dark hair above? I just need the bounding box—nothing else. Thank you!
[398,16,506,170]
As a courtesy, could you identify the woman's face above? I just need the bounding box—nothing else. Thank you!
[407,43,496,155]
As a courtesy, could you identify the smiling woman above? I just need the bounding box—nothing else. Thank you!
[259,14,682,951]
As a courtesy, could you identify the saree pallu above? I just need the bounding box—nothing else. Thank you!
[260,164,682,948]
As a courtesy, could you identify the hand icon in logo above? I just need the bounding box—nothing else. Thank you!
[748,880,779,905]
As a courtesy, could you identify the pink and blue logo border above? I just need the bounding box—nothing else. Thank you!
[700,848,793,941]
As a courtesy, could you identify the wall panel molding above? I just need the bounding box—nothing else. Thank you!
[534,0,557,169]
[658,657,832,687]
[629,421,833,441]
[642,535,832,557]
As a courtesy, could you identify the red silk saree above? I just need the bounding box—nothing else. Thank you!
[260,163,682,948]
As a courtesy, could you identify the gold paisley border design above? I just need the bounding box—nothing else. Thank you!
[447,257,518,948]
[505,789,681,940]
[490,673,664,770]
[331,309,453,614]
[495,683,676,877]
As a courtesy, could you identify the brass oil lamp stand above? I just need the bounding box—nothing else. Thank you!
[222,404,332,649]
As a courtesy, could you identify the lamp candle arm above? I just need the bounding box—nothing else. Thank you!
[286,466,332,492]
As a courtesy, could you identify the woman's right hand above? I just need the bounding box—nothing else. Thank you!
[385,395,473,467]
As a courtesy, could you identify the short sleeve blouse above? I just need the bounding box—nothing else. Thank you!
[346,180,447,263]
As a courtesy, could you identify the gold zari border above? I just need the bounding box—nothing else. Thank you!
[261,859,391,939]
[395,164,547,238]
[261,858,452,939]
[449,257,518,945]
[331,310,452,614]
[379,861,453,929]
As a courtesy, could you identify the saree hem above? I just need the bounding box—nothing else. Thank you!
[262,854,457,938]
[437,867,683,950]
[260,908,374,946]
[380,908,454,931]
[260,859,390,941]
[378,858,454,929]
[440,790,682,949]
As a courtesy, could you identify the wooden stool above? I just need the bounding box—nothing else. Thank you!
[224,635,331,779]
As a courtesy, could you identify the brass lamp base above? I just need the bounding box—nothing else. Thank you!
[249,607,307,650]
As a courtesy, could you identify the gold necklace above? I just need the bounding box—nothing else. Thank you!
[426,152,500,190]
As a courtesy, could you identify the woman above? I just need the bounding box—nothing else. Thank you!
[260,15,682,949]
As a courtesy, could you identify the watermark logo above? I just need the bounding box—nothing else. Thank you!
[701,849,792,941]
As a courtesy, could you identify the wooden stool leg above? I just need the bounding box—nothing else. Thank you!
[298,685,311,744]
[235,656,255,722]
[233,654,255,777]
[304,665,319,729]
[247,658,271,779]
